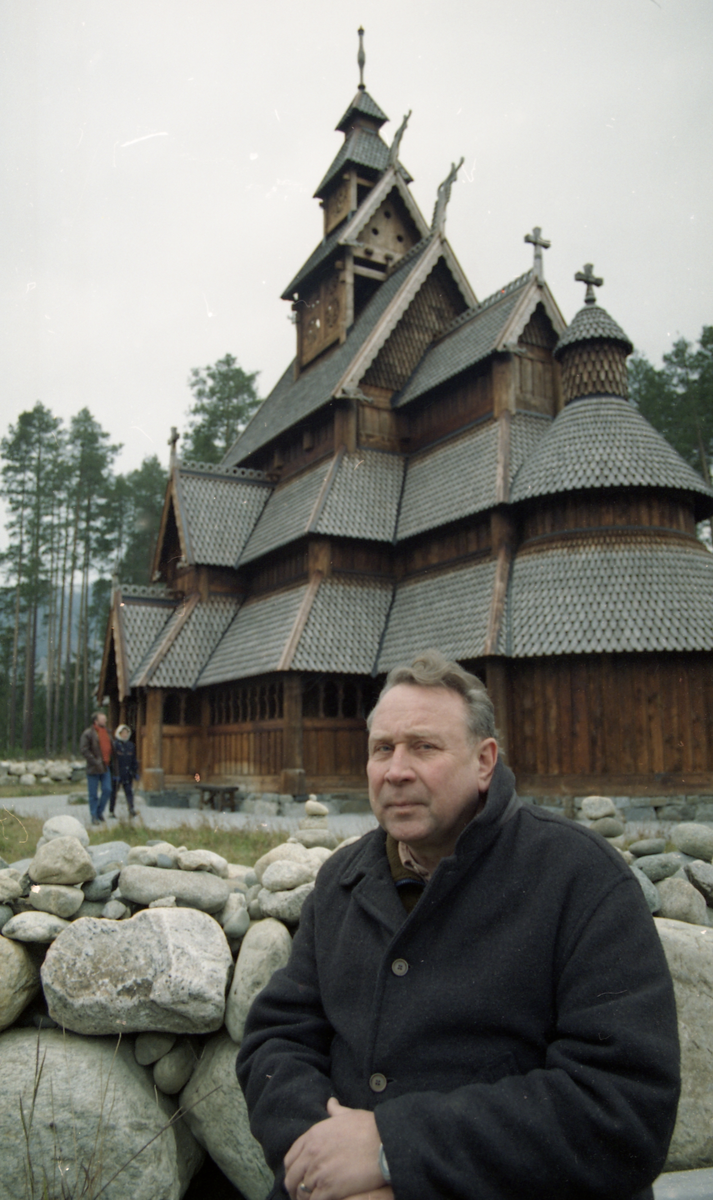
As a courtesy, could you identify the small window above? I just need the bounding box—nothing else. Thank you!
[397,234,404,243]
[371,227,379,236]
[384,210,392,219]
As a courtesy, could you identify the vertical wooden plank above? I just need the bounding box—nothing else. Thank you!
[282,673,303,771]
[688,658,705,771]
[571,660,589,776]
[556,659,573,776]
[646,659,665,774]
[533,667,548,777]
[631,659,649,775]
[143,688,164,791]
[544,667,559,775]
[485,660,510,760]
[675,657,692,774]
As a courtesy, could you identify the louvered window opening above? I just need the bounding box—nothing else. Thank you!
[303,675,381,720]
[210,680,284,724]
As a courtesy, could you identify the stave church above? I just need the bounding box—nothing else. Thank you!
[99,32,713,800]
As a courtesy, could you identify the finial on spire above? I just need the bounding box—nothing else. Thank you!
[431,157,465,234]
[168,426,180,468]
[575,263,603,305]
[524,226,551,283]
[357,27,366,90]
[389,110,411,168]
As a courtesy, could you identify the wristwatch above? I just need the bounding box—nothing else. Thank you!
[378,1144,391,1184]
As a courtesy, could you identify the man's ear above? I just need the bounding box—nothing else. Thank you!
[476,737,498,792]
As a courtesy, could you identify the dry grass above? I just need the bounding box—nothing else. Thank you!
[0,809,286,867]
[0,783,75,800]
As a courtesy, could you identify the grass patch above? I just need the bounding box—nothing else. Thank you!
[0,809,286,868]
[0,783,75,800]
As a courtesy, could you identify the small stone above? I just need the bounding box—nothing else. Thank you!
[119,864,231,913]
[299,815,329,830]
[225,918,292,1044]
[671,823,713,862]
[0,876,22,903]
[19,773,36,787]
[82,871,119,903]
[657,877,708,925]
[29,837,96,886]
[257,882,314,924]
[154,1039,197,1094]
[128,846,159,866]
[223,908,250,940]
[684,861,713,906]
[28,884,84,919]
[88,841,130,874]
[262,860,315,891]
[102,900,130,919]
[155,854,175,869]
[73,900,106,919]
[253,843,309,883]
[135,1031,177,1065]
[41,815,89,847]
[290,829,339,851]
[149,895,177,908]
[588,817,625,838]
[580,796,616,820]
[226,864,253,886]
[634,853,683,883]
[630,866,660,913]
[658,806,685,822]
[629,839,667,857]
[0,905,13,931]
[216,892,247,928]
[0,938,41,1031]
[2,911,69,942]
[305,797,329,817]
[175,850,229,878]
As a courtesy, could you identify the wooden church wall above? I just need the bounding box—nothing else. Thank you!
[507,652,713,797]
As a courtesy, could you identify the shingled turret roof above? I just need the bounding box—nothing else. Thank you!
[335,88,388,132]
[554,303,633,357]
[510,395,713,517]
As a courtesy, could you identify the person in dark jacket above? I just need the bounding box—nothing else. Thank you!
[78,711,113,825]
[237,651,680,1200]
[109,724,139,819]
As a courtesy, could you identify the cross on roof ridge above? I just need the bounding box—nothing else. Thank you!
[575,262,603,305]
[524,226,551,282]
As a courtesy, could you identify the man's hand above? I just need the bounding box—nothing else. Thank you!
[283,1098,386,1200]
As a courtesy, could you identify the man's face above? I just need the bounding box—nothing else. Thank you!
[95,714,107,728]
[367,684,498,861]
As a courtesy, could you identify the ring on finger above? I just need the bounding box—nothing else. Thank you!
[298,1184,312,1195]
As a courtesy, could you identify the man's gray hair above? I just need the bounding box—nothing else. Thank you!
[91,711,105,724]
[367,650,496,742]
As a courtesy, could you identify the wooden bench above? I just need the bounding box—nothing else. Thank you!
[197,783,242,812]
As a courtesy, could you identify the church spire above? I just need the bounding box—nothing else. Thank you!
[357,26,366,90]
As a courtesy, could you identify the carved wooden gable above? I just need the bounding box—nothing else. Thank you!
[299,273,343,367]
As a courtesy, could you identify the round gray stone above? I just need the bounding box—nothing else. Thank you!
[0,904,13,931]
[630,865,661,913]
[41,814,89,847]
[0,938,41,1032]
[2,910,70,942]
[225,918,292,1045]
[580,796,616,820]
[657,877,708,925]
[82,870,120,903]
[29,837,96,886]
[28,883,84,919]
[135,1031,177,1065]
[262,859,315,891]
[589,817,625,838]
[119,864,231,913]
[102,900,131,919]
[671,823,713,862]
[685,860,713,906]
[258,881,314,924]
[153,1038,197,1094]
[629,838,667,857]
[290,829,339,850]
[634,853,683,883]
[223,908,250,939]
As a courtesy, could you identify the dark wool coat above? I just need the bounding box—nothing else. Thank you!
[237,760,680,1200]
[78,725,107,775]
[112,738,139,783]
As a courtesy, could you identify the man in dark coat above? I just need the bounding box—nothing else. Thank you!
[237,652,680,1200]
[78,711,113,826]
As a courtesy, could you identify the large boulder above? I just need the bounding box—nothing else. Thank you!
[0,938,41,1032]
[41,908,232,1035]
[180,1033,272,1200]
[656,918,713,1169]
[0,1026,203,1199]
[29,836,96,885]
[225,917,292,1044]
[656,878,709,926]
[119,864,231,912]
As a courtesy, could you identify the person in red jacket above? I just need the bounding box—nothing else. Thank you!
[237,651,681,1200]
[78,712,113,826]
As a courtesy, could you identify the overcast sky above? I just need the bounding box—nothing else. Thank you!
[2,0,712,479]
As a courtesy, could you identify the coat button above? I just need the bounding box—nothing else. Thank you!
[369,1073,387,1093]
[391,958,409,976]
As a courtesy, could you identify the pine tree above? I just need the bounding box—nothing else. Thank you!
[182,353,261,463]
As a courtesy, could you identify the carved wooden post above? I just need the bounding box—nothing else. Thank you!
[199,691,212,785]
[142,688,165,792]
[281,673,306,796]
